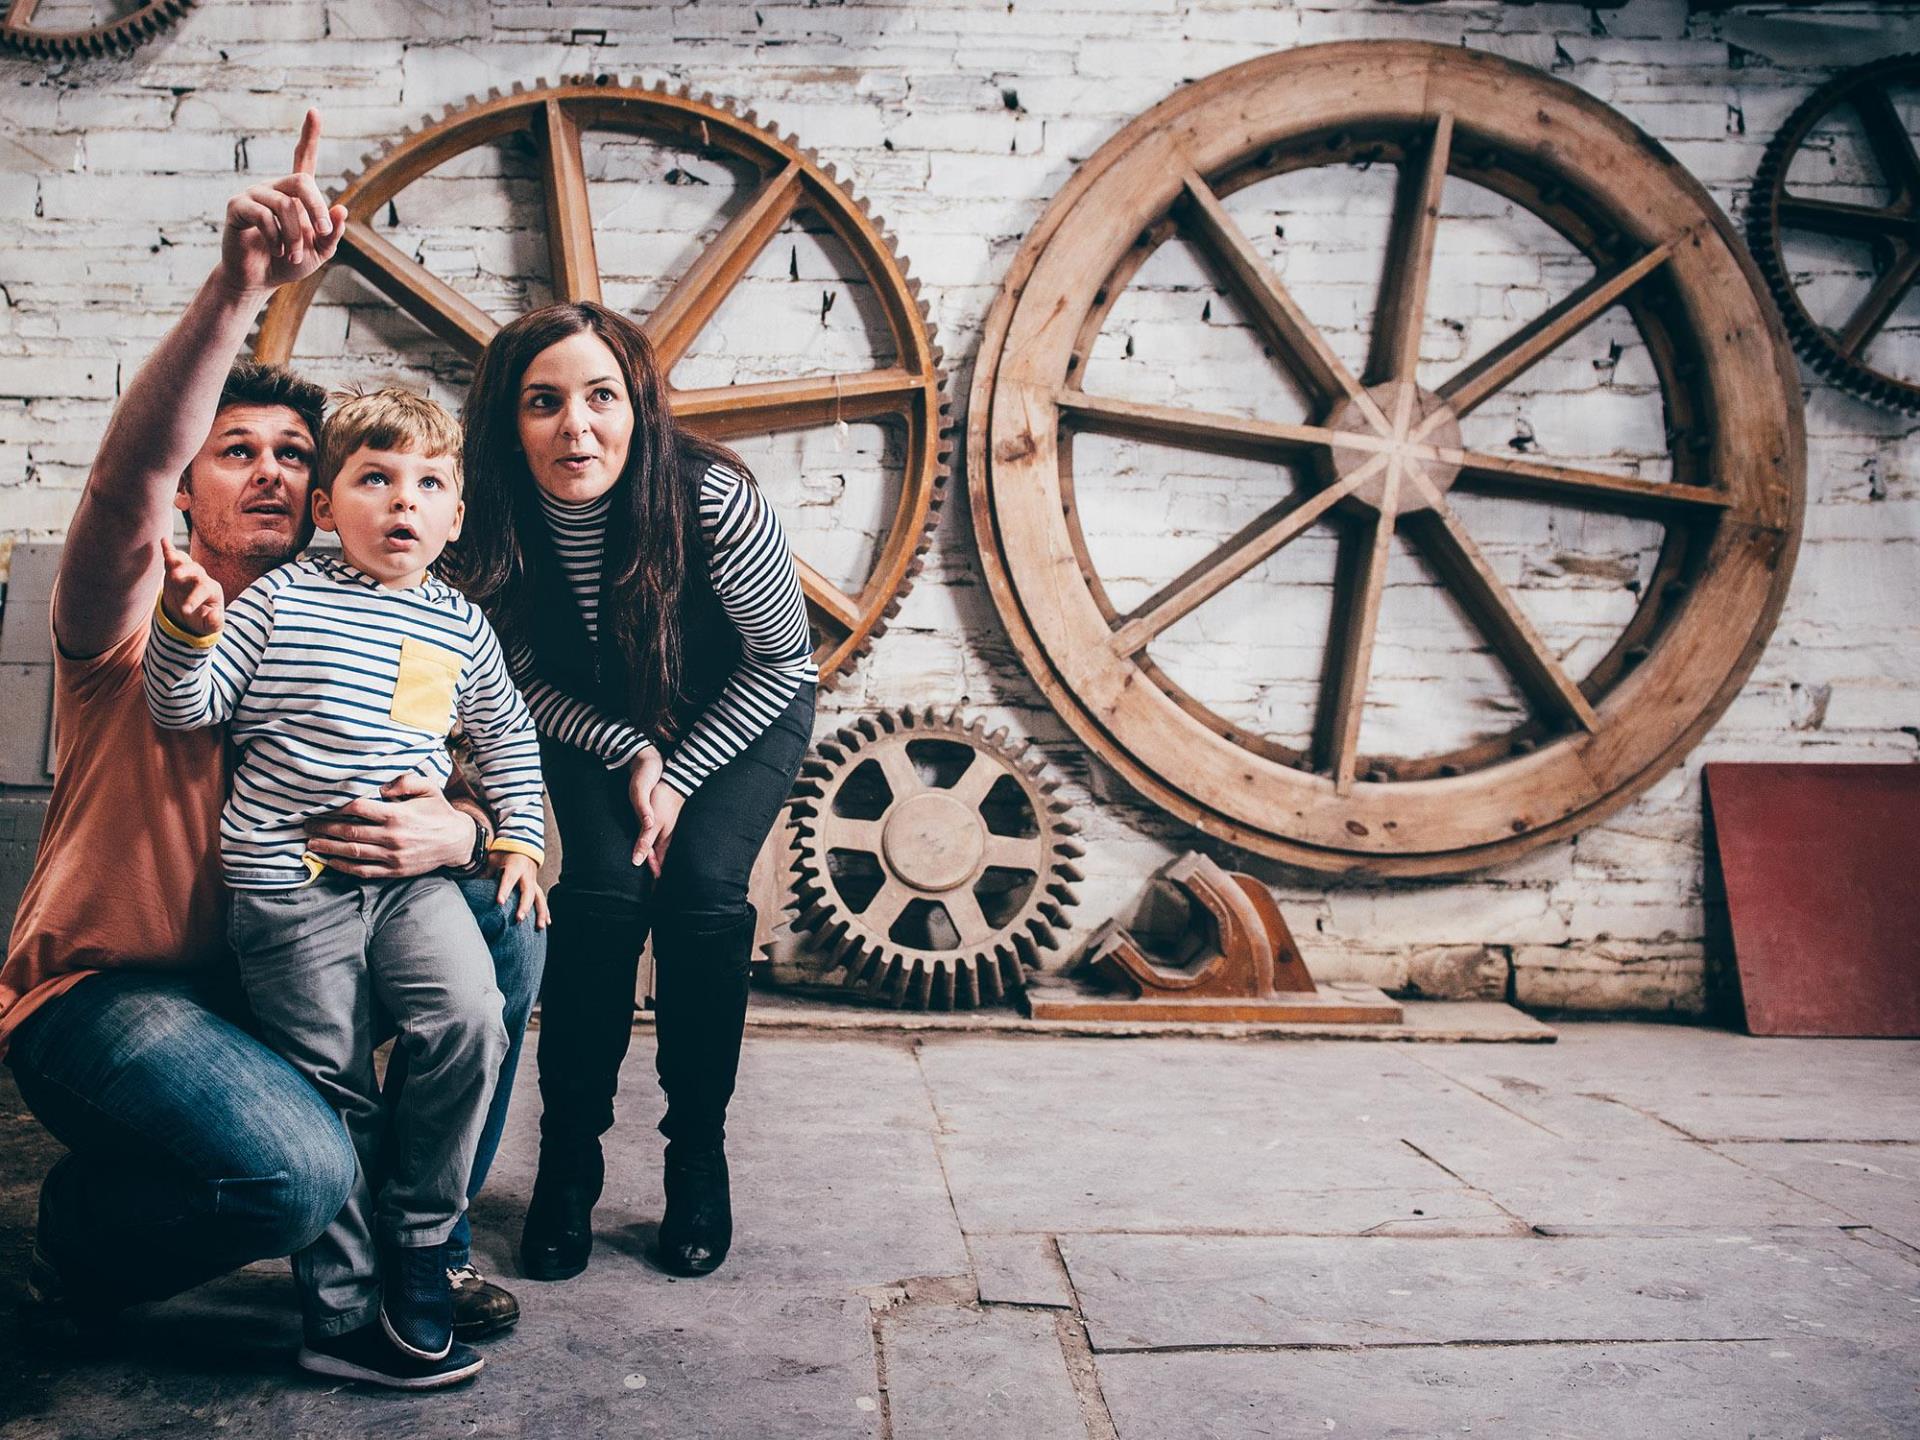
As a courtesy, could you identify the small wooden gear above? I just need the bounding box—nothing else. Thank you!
[255,77,950,687]
[786,707,1083,1009]
[0,0,192,57]
[969,41,1804,877]
[1748,53,1920,414]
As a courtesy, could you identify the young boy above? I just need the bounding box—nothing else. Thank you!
[144,388,545,1389]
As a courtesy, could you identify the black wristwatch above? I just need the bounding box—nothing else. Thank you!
[463,815,491,876]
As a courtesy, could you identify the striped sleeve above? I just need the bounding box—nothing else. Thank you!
[504,639,651,769]
[660,467,818,796]
[143,570,282,731]
[456,612,548,864]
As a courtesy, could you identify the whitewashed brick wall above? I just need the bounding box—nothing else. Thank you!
[3,0,1916,1014]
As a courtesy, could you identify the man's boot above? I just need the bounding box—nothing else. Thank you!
[650,908,755,1277]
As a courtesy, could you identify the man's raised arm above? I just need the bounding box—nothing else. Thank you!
[54,109,347,659]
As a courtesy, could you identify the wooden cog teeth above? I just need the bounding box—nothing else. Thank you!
[3,0,193,58]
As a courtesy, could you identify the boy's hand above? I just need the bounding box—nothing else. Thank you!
[627,744,664,866]
[220,108,348,296]
[159,536,224,635]
[490,850,549,929]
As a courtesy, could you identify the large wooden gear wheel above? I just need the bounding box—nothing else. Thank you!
[969,42,1804,878]
[1748,54,1920,414]
[256,77,949,686]
[0,0,192,57]
[787,707,1083,1010]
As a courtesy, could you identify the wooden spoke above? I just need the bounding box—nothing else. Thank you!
[1436,244,1673,418]
[798,559,865,634]
[539,100,602,304]
[1853,85,1920,199]
[1179,169,1387,429]
[861,879,912,933]
[1111,455,1387,657]
[876,745,923,804]
[941,888,995,943]
[824,816,886,853]
[1451,450,1732,518]
[1777,196,1912,242]
[983,833,1048,870]
[1318,469,1400,794]
[1402,494,1601,734]
[7,0,40,26]
[1056,390,1348,462]
[672,367,923,438]
[645,162,805,371]
[1367,112,1454,386]
[337,221,500,360]
[947,751,1002,808]
[1836,245,1920,356]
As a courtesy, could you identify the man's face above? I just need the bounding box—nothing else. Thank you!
[176,404,316,567]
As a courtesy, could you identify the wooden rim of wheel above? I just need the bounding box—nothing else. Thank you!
[256,76,950,688]
[0,0,192,57]
[967,41,1805,877]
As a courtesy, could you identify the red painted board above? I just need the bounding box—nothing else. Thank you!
[1704,763,1920,1038]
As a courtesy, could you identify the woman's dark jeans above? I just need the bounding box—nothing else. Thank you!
[535,686,814,1156]
[7,876,544,1307]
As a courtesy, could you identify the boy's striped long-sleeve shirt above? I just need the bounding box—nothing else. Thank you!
[144,554,545,890]
[508,465,818,795]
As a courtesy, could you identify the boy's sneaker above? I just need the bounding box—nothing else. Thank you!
[449,1264,520,1341]
[380,1242,455,1361]
[298,1320,483,1390]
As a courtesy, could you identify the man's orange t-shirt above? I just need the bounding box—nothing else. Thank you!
[0,620,228,1059]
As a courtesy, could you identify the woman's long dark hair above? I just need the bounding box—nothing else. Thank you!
[451,302,747,740]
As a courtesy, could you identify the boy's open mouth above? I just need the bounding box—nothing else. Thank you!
[385,524,419,543]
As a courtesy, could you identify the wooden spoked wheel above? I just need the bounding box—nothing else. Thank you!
[256,78,949,686]
[1748,54,1920,414]
[969,43,1804,877]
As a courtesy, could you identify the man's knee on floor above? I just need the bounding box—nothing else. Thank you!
[237,1118,359,1257]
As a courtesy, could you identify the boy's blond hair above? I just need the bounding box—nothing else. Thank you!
[318,387,463,491]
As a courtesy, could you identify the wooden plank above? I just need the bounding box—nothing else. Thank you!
[338,220,499,359]
[1323,469,1399,794]
[645,162,804,369]
[540,99,602,304]
[673,368,923,436]
[1367,112,1453,386]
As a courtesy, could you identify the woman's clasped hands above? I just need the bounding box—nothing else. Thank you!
[626,745,684,876]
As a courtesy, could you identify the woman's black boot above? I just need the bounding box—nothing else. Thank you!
[650,909,755,1277]
[521,892,643,1281]
[519,1139,603,1281]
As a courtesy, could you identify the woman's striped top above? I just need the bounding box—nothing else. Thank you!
[507,465,818,796]
[144,555,545,890]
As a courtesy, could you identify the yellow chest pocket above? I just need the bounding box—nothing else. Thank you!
[391,637,463,734]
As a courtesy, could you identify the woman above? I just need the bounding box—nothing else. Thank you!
[454,302,816,1280]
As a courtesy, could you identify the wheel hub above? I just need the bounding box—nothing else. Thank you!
[882,792,984,891]
[1321,379,1463,516]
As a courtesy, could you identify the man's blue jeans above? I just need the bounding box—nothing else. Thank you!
[5,877,543,1307]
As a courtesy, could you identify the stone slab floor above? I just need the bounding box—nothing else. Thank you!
[2,1022,1917,1439]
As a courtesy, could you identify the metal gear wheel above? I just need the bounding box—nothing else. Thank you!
[1748,53,1920,413]
[0,0,193,58]
[786,707,1083,1009]
[254,76,951,688]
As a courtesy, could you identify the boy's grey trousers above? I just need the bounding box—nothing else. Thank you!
[229,873,508,1340]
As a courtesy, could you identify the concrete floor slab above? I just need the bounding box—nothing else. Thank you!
[1713,1142,1920,1253]
[967,1234,1075,1308]
[880,1304,1084,1439]
[1059,1231,1920,1351]
[1403,1128,1849,1229]
[1415,1027,1920,1141]
[918,1036,1522,1234]
[1094,1340,1920,1440]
